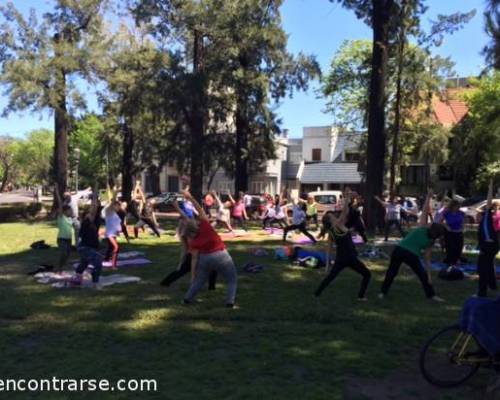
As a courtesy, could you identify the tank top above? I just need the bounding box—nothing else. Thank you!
[329,227,357,261]
[233,202,245,217]
[105,212,122,238]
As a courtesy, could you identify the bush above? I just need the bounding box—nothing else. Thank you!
[0,202,46,222]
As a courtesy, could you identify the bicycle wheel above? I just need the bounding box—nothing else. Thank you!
[419,324,481,388]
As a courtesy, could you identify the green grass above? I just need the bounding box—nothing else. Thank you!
[0,220,492,399]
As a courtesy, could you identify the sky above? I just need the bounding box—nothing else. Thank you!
[0,0,491,139]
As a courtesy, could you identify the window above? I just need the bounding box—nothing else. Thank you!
[314,195,337,205]
[167,175,179,192]
[312,148,322,161]
[400,166,426,185]
[345,152,360,162]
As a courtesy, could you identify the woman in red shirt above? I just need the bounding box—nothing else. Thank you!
[179,189,238,307]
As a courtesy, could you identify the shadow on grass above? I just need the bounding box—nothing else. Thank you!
[0,220,489,400]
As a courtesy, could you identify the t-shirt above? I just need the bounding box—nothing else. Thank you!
[79,217,101,249]
[443,210,465,232]
[105,211,122,238]
[232,202,245,217]
[306,203,317,216]
[179,201,194,218]
[292,205,306,225]
[189,219,225,254]
[244,194,252,207]
[216,205,230,222]
[493,210,500,233]
[57,215,73,240]
[275,204,286,219]
[386,203,401,221]
[398,227,433,256]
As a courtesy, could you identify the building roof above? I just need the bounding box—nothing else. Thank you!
[432,88,470,126]
[299,162,362,184]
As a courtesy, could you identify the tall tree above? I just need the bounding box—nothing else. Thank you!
[0,0,107,207]
[0,136,19,192]
[483,0,500,69]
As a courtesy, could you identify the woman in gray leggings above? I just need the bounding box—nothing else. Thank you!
[179,189,237,308]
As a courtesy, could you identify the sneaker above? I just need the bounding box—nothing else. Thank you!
[431,295,445,303]
[377,293,385,299]
[357,297,368,302]
[182,299,192,305]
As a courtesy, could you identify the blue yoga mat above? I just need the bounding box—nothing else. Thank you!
[430,262,500,274]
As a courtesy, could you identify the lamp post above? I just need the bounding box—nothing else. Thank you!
[74,147,80,192]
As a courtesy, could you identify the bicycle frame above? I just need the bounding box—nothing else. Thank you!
[451,331,495,367]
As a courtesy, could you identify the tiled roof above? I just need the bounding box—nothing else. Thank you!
[299,162,362,184]
[432,90,469,126]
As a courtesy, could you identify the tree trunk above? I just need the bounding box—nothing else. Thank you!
[363,0,393,232]
[389,22,406,196]
[207,165,220,191]
[53,69,70,211]
[235,99,249,193]
[121,122,134,204]
[148,164,161,195]
[189,29,205,202]
[0,164,9,192]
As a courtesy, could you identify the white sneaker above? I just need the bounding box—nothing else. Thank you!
[377,293,385,299]
[431,295,445,302]
[357,297,368,302]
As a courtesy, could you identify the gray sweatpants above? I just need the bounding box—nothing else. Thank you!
[184,249,237,304]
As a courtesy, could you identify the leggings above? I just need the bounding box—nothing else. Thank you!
[104,236,119,268]
[161,253,217,289]
[184,250,237,304]
[381,246,435,298]
[232,216,247,230]
[283,222,317,243]
[477,242,499,297]
[134,218,161,238]
[315,257,371,298]
[346,218,368,243]
[263,217,287,229]
[76,246,103,283]
[443,230,464,266]
[121,222,130,241]
[384,219,405,240]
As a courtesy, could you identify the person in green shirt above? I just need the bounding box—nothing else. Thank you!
[306,195,318,229]
[55,183,74,272]
[379,190,446,302]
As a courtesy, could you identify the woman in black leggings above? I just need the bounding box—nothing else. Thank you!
[315,191,371,300]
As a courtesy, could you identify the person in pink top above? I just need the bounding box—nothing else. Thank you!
[493,201,500,232]
[229,191,249,230]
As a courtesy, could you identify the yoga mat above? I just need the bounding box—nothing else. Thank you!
[34,271,141,288]
[264,227,284,236]
[118,251,145,260]
[102,258,152,268]
[294,238,314,245]
[430,262,500,274]
[352,235,364,245]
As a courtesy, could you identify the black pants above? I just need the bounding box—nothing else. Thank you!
[384,219,405,240]
[121,222,130,241]
[346,217,368,243]
[283,222,316,243]
[306,214,318,227]
[263,217,287,229]
[315,257,371,298]
[135,217,161,238]
[381,246,435,298]
[232,216,247,230]
[444,230,464,266]
[161,253,217,289]
[477,242,499,297]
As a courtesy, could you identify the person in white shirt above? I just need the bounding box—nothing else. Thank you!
[375,195,405,241]
[282,199,317,243]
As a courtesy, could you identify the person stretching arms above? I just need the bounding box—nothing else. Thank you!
[282,198,317,244]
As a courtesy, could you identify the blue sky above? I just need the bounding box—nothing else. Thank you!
[0,0,490,139]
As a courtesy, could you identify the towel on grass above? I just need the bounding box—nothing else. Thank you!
[71,258,152,269]
[34,271,141,288]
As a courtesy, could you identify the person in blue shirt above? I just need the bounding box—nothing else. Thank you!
[282,199,317,244]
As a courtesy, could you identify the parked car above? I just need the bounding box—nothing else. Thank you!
[151,192,182,212]
[460,199,500,224]
[245,195,267,219]
[307,190,343,214]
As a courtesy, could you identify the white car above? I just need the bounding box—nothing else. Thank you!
[460,199,500,224]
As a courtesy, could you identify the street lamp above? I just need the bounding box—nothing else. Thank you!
[74,147,80,192]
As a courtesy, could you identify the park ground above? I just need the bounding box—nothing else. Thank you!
[0,219,496,400]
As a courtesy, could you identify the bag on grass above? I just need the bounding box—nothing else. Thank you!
[30,240,51,250]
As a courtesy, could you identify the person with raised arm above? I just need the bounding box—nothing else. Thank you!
[133,184,161,238]
[71,183,104,288]
[374,194,405,241]
[160,199,217,290]
[228,191,249,230]
[378,189,446,302]
[282,197,317,244]
[314,189,371,300]
[476,180,499,297]
[211,190,233,232]
[103,186,122,270]
[177,189,237,307]
[54,182,74,272]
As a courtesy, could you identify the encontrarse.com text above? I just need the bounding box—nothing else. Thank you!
[0,378,157,392]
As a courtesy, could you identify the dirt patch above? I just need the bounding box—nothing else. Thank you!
[344,363,491,400]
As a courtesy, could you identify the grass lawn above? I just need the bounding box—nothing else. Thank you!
[0,220,494,399]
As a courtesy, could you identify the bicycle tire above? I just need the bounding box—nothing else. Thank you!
[419,324,480,388]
